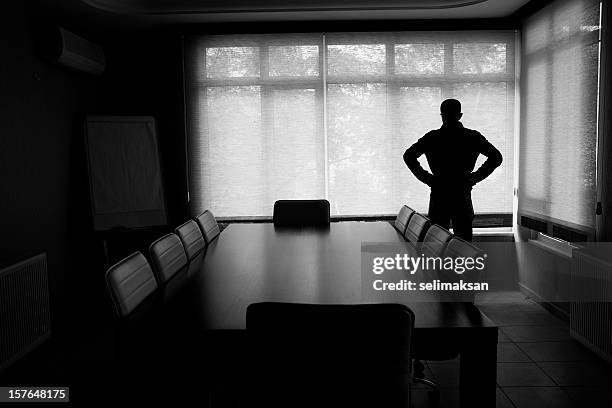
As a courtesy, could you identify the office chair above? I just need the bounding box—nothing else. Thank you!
[246,302,415,408]
[175,219,206,261]
[149,233,188,284]
[395,205,416,235]
[105,251,158,318]
[105,251,164,401]
[420,224,453,256]
[195,209,221,244]
[404,212,431,244]
[272,199,330,227]
[442,236,485,302]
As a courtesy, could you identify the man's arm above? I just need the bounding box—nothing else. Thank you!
[469,133,503,185]
[403,137,434,186]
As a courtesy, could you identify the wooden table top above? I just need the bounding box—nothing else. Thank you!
[174,222,495,331]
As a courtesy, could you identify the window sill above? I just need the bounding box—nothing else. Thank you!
[217,213,513,228]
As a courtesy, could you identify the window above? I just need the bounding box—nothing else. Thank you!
[184,32,515,218]
[519,0,601,234]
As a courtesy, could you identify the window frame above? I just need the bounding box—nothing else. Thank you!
[186,31,516,223]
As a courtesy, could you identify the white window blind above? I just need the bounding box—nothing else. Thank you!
[184,31,515,218]
[519,0,601,233]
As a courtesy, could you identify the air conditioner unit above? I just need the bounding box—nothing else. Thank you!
[52,27,105,75]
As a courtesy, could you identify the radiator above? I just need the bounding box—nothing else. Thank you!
[0,253,51,372]
[570,250,612,363]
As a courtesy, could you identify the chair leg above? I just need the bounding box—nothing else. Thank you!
[412,360,440,407]
[413,376,438,391]
[413,378,441,408]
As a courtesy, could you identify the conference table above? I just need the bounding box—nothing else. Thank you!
[163,221,498,407]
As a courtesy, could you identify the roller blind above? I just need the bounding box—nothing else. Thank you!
[519,0,601,234]
[185,31,515,217]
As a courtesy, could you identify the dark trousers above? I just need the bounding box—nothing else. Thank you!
[428,192,474,242]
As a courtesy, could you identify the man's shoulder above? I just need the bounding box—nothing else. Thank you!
[461,125,482,135]
[421,129,441,139]
[462,127,486,141]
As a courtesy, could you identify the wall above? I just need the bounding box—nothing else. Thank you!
[101,31,189,227]
[514,227,571,315]
[0,3,105,329]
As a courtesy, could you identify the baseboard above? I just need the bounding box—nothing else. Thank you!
[518,282,569,323]
[569,329,612,365]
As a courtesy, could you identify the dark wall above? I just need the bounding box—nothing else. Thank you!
[0,3,107,327]
[100,31,189,228]
[0,2,190,332]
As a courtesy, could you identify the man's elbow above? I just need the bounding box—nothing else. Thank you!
[493,150,503,168]
[403,148,416,165]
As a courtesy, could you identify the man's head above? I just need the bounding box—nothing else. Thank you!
[440,99,463,124]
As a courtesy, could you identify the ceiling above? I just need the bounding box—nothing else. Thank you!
[76,0,534,23]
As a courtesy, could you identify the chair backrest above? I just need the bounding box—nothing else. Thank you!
[106,252,157,318]
[444,236,484,259]
[195,210,220,244]
[149,233,188,283]
[175,220,205,260]
[421,224,453,256]
[394,205,415,235]
[246,302,414,407]
[273,199,330,227]
[443,237,485,303]
[404,212,431,244]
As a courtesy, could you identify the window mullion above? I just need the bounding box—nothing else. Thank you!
[322,33,330,201]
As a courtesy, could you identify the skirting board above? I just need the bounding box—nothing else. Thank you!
[518,282,569,322]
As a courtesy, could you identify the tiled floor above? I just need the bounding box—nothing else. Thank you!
[412,291,612,408]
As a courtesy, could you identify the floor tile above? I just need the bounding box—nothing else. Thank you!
[538,361,612,386]
[503,387,576,408]
[516,341,597,362]
[501,326,571,342]
[476,291,534,304]
[497,363,555,386]
[484,310,566,327]
[496,387,514,408]
[478,303,542,314]
[563,386,612,406]
[498,330,512,343]
[481,310,532,326]
[498,342,531,362]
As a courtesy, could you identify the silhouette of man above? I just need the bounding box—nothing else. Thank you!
[403,99,502,241]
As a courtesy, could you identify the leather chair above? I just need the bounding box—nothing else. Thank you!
[105,251,158,318]
[442,236,485,302]
[394,205,415,236]
[272,199,330,227]
[175,219,206,261]
[105,252,192,404]
[149,233,188,284]
[420,224,453,256]
[246,302,415,408]
[195,210,221,244]
[444,236,484,261]
[404,212,431,244]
